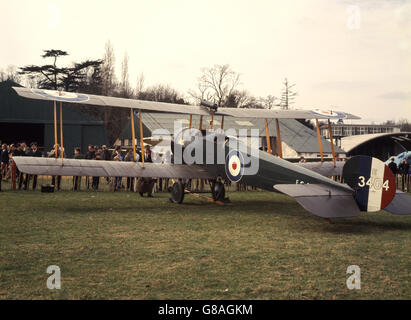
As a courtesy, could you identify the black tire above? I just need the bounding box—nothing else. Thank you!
[212,181,225,201]
[170,182,185,204]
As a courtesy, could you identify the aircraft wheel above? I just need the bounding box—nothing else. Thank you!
[212,181,225,202]
[170,182,185,204]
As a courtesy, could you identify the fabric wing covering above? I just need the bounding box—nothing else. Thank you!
[12,157,213,179]
[12,87,360,120]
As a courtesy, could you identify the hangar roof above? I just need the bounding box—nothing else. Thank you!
[341,132,411,153]
[120,111,345,154]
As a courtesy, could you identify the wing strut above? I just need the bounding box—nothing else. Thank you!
[315,118,324,162]
[275,119,283,158]
[264,118,272,154]
[59,102,64,161]
[328,119,336,167]
[130,108,137,161]
[53,101,58,158]
[189,114,192,129]
[139,110,145,167]
[210,114,214,129]
[199,115,203,130]
[221,116,224,129]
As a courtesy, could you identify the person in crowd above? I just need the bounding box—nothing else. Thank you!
[15,143,27,189]
[25,143,42,190]
[139,145,152,163]
[124,148,137,191]
[92,151,102,191]
[388,157,398,175]
[48,144,65,190]
[113,150,123,191]
[1,144,9,181]
[101,145,111,161]
[100,145,112,184]
[111,146,122,161]
[85,145,96,190]
[299,156,306,163]
[399,158,410,192]
[73,147,85,190]
[85,145,96,160]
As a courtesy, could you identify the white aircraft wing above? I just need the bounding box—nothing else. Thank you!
[12,87,360,120]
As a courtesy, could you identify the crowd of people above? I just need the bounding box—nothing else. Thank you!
[388,157,410,191]
[0,141,158,193]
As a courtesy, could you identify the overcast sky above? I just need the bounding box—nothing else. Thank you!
[1,0,410,123]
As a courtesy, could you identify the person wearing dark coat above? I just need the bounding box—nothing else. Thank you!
[15,143,27,189]
[48,144,65,190]
[399,158,410,191]
[24,143,42,190]
[124,148,136,191]
[138,145,152,163]
[85,145,96,189]
[388,157,398,175]
[73,147,85,190]
[1,144,9,181]
[92,152,102,191]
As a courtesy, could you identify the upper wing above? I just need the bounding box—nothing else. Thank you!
[13,157,213,179]
[274,183,360,218]
[217,107,360,120]
[12,87,360,120]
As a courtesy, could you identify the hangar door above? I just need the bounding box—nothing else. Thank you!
[0,123,44,146]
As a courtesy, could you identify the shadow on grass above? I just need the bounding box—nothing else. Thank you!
[310,218,411,234]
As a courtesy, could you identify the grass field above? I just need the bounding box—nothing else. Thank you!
[0,186,410,300]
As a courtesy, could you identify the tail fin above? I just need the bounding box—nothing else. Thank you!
[342,155,396,212]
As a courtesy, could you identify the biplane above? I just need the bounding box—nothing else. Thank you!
[10,87,411,218]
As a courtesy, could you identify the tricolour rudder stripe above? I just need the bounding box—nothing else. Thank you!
[366,157,385,211]
[343,155,396,212]
[380,164,396,210]
[354,156,372,211]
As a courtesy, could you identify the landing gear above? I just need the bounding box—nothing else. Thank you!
[168,179,227,204]
[170,181,185,204]
[211,181,225,202]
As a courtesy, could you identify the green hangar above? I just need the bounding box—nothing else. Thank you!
[0,80,108,157]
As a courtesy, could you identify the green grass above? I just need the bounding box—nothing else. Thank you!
[0,188,410,300]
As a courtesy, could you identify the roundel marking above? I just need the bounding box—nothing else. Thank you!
[311,109,347,119]
[342,155,396,212]
[32,89,90,102]
[225,150,244,182]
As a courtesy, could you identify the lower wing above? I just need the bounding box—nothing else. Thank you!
[12,157,213,179]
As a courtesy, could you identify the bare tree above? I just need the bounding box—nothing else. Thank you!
[139,84,186,104]
[259,95,279,109]
[119,52,133,98]
[190,64,241,107]
[188,81,214,105]
[135,72,145,97]
[101,40,116,96]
